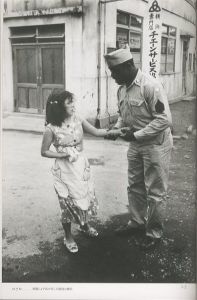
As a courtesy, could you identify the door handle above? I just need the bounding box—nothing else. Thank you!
[37,76,42,85]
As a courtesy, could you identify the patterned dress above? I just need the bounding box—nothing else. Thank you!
[46,115,98,225]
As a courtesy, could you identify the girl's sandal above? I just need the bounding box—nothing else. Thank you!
[80,226,98,237]
[63,238,78,253]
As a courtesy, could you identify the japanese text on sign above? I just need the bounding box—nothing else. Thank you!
[148,0,162,78]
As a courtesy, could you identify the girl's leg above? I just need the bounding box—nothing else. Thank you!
[80,212,98,237]
[62,222,78,253]
[58,196,78,252]
[62,222,75,244]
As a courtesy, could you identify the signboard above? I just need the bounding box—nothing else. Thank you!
[147,0,162,78]
[3,6,82,19]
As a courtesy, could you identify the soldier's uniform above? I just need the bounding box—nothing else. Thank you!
[114,69,173,238]
[105,48,173,240]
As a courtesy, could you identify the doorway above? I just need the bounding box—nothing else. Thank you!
[11,24,65,114]
[13,44,64,114]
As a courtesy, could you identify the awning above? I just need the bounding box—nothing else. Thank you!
[180,30,195,39]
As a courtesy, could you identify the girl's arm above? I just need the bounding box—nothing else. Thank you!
[82,119,108,137]
[41,127,69,158]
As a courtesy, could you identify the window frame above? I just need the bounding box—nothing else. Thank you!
[9,24,65,45]
[116,10,143,68]
[160,24,177,74]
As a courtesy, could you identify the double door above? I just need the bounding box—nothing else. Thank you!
[13,44,65,114]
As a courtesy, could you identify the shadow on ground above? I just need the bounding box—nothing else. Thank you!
[2,207,196,283]
[2,103,196,283]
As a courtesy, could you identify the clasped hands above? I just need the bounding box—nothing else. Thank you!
[105,127,136,141]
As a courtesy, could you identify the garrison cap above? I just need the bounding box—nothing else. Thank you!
[104,48,133,68]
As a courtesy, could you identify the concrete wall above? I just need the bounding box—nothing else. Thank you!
[161,1,196,99]
[5,0,83,11]
[2,23,13,112]
[80,0,99,119]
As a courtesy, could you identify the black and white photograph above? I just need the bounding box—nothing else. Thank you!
[1,0,196,299]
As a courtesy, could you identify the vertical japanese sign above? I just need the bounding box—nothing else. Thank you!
[147,0,162,79]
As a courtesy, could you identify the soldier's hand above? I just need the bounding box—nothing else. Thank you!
[120,127,137,141]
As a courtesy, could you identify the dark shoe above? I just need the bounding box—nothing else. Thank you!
[115,222,145,236]
[140,236,161,250]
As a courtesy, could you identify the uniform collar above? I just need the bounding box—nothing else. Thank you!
[126,69,142,90]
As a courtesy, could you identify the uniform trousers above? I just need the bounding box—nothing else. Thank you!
[127,130,173,238]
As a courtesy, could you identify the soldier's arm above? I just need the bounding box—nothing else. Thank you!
[134,83,172,141]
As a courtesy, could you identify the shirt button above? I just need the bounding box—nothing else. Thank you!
[74,139,76,142]
[67,125,70,128]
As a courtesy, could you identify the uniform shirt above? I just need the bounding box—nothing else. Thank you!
[114,69,172,142]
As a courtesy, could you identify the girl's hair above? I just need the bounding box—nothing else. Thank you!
[45,90,74,127]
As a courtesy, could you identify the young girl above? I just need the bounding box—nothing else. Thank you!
[41,91,117,253]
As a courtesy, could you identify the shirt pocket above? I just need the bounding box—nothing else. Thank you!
[120,101,133,126]
[128,98,147,117]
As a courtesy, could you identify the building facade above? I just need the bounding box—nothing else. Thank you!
[2,0,196,126]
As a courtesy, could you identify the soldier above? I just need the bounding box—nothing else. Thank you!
[105,48,173,249]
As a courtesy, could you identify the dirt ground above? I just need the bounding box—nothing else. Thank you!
[2,100,196,283]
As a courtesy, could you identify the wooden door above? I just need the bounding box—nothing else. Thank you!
[13,44,65,114]
[13,46,39,113]
[39,45,65,113]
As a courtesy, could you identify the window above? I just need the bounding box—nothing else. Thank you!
[10,24,65,44]
[160,24,176,73]
[116,11,142,68]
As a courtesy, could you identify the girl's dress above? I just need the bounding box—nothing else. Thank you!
[47,115,98,226]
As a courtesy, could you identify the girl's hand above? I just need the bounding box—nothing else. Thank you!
[107,127,131,136]
[59,152,70,158]
[104,128,121,140]
[107,128,122,136]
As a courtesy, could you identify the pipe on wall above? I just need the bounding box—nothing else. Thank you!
[96,0,124,128]
[95,0,102,128]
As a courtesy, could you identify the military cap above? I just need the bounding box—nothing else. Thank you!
[104,48,133,68]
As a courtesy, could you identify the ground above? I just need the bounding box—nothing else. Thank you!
[2,100,196,283]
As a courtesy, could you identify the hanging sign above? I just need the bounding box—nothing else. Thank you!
[147,0,162,79]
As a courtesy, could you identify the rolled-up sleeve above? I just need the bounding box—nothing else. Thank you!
[134,83,172,141]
